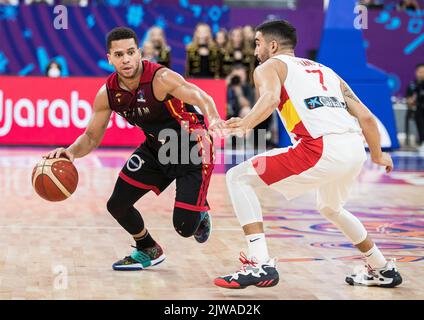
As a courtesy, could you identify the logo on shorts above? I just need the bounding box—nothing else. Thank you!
[304,96,346,110]
[126,154,145,172]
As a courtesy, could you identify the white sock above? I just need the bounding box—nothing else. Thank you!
[363,244,387,269]
[246,233,270,263]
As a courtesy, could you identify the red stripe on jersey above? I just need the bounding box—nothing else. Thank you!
[252,137,324,185]
[164,99,183,121]
[278,86,290,111]
[165,99,207,132]
[195,133,214,208]
[165,100,214,209]
[292,120,313,141]
[278,86,314,140]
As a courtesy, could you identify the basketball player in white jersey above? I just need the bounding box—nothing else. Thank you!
[214,20,402,289]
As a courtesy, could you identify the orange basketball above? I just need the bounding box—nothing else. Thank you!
[32,157,79,202]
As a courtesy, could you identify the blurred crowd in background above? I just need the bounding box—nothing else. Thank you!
[42,20,279,149]
[1,0,423,150]
[360,0,421,10]
[1,0,422,10]
[183,23,278,149]
[0,1,109,5]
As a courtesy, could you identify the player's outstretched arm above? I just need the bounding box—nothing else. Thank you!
[339,78,393,173]
[226,60,282,136]
[44,85,112,162]
[152,68,226,135]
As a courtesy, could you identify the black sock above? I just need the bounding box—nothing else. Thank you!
[134,230,156,250]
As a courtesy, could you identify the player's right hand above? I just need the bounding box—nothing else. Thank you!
[43,148,75,162]
[372,152,393,174]
[208,118,228,138]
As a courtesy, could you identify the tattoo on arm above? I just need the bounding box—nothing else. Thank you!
[342,81,361,109]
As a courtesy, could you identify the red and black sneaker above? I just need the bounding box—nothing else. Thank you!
[214,252,279,289]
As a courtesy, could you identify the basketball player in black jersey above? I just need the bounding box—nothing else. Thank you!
[44,27,225,270]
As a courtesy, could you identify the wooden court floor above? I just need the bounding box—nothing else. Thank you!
[0,147,423,300]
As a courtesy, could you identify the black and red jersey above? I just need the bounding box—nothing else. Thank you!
[106,60,207,149]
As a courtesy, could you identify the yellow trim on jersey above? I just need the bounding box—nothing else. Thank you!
[279,99,301,132]
[167,100,183,120]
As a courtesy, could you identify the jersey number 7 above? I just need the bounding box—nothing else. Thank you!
[306,69,328,91]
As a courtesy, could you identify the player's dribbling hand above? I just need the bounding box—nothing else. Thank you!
[372,152,393,174]
[225,117,251,137]
[43,148,75,162]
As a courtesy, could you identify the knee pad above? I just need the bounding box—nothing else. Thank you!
[318,206,367,245]
[173,207,201,238]
[226,160,262,188]
[225,165,239,186]
[226,163,249,189]
[318,206,340,221]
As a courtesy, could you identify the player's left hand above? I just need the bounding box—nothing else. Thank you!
[225,117,251,137]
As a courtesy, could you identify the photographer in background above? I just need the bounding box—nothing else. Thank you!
[226,64,273,150]
[226,64,255,121]
[406,63,424,152]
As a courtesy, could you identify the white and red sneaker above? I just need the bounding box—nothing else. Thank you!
[214,252,279,289]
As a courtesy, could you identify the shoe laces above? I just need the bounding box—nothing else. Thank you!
[362,259,396,277]
[239,252,257,268]
[131,244,160,259]
[229,252,257,279]
[365,264,379,277]
[120,246,138,260]
[121,245,143,261]
[369,257,397,270]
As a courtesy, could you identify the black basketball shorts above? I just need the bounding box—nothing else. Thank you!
[119,136,214,212]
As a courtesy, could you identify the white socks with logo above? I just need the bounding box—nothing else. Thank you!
[363,244,387,269]
[246,233,270,263]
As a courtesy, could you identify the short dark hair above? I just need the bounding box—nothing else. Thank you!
[106,27,139,51]
[255,20,297,49]
[416,63,424,70]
